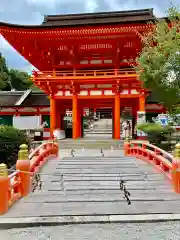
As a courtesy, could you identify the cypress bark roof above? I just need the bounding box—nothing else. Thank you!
[42,9,156,27]
[0,91,25,107]
[0,91,49,107]
[0,90,158,108]
[0,9,156,29]
[21,92,49,106]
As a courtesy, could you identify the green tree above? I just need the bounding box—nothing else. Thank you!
[136,4,180,112]
[0,53,11,90]
[9,69,33,91]
[0,52,35,91]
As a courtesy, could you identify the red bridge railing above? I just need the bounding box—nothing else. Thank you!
[0,141,58,215]
[124,141,180,193]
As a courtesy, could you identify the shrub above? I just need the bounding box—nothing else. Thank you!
[137,123,175,151]
[0,125,30,168]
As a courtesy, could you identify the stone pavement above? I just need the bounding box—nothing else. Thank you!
[1,149,180,226]
[1,221,180,240]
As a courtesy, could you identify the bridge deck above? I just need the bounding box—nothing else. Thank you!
[1,149,180,218]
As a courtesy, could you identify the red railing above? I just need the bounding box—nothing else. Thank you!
[29,141,58,174]
[8,171,21,207]
[124,141,180,193]
[33,68,139,80]
[0,141,58,215]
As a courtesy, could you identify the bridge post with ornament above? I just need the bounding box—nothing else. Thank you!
[172,143,180,193]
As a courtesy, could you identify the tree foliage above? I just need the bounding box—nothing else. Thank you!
[137,122,175,151]
[9,69,33,91]
[136,4,180,112]
[0,53,11,90]
[0,53,34,91]
[0,125,30,167]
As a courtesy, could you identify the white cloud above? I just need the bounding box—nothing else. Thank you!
[85,0,98,12]
[104,0,120,11]
[25,0,57,9]
[153,7,164,17]
[103,0,164,17]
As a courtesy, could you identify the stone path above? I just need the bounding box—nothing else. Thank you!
[1,221,180,240]
[1,149,180,219]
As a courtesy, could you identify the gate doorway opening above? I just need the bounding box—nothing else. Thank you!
[48,97,141,140]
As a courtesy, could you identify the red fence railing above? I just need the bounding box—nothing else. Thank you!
[0,141,58,215]
[33,68,139,80]
[124,141,180,193]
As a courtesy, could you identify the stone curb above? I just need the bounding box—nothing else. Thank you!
[1,214,180,229]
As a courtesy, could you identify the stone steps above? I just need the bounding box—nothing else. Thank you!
[6,201,180,217]
[83,118,113,138]
[85,130,112,133]
[2,151,180,220]
[43,188,174,195]
[85,128,112,132]
[85,133,112,137]
[84,127,112,137]
[53,168,156,174]
[25,191,179,202]
[58,139,123,149]
[50,175,164,182]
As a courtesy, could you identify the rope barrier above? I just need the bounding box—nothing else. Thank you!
[7,169,65,193]
[3,143,170,205]
[4,168,165,205]
[7,169,63,176]
[6,168,161,177]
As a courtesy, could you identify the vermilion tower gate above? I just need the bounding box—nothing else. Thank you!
[0,9,156,139]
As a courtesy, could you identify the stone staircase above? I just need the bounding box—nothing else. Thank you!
[3,149,180,220]
[85,118,112,138]
[58,138,123,149]
[59,119,117,149]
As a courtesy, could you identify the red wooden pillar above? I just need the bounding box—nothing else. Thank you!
[56,114,61,129]
[80,108,82,137]
[114,93,120,139]
[72,94,78,139]
[50,97,56,138]
[112,106,115,139]
[77,108,82,138]
[139,95,145,112]
[55,101,61,129]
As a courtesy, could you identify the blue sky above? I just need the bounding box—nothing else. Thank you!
[0,0,179,73]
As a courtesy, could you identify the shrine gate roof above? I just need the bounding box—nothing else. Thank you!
[42,9,156,27]
[0,9,156,29]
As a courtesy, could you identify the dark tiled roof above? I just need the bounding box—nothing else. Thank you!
[0,90,159,107]
[0,91,24,107]
[0,9,157,29]
[42,9,156,27]
[21,92,50,106]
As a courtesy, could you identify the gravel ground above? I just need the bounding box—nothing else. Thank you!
[1,222,180,240]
